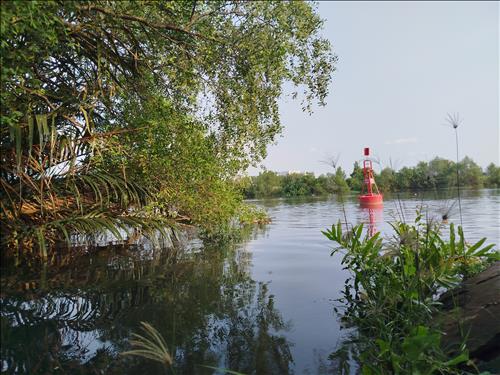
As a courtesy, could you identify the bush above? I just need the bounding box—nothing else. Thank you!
[323,214,498,374]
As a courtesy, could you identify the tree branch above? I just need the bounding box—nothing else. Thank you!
[77,5,215,41]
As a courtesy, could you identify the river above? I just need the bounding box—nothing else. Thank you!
[1,189,499,374]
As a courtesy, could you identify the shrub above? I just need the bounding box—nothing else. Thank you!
[323,214,498,374]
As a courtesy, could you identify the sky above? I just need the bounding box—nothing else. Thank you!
[248,1,499,176]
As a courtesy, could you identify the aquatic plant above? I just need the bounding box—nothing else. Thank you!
[323,215,498,374]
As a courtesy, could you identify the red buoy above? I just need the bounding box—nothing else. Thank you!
[359,147,383,207]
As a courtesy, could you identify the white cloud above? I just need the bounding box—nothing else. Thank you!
[385,137,418,145]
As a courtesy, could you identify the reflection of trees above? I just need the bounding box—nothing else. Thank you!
[223,283,293,374]
[1,236,293,374]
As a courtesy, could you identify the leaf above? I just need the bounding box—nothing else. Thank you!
[355,224,363,240]
[49,115,56,164]
[81,106,90,132]
[361,365,375,375]
[321,230,332,240]
[36,114,48,151]
[458,226,465,253]
[15,122,22,168]
[402,326,440,361]
[465,238,486,256]
[449,223,455,255]
[28,115,34,157]
[444,352,469,366]
[9,123,15,142]
[36,226,47,260]
[483,249,500,261]
[471,244,496,258]
[375,338,389,356]
[96,218,124,241]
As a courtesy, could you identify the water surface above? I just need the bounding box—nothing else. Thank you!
[1,189,499,374]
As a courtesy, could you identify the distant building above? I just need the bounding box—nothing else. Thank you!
[276,170,315,176]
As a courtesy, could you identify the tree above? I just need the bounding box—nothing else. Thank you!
[413,161,431,190]
[485,163,500,188]
[394,167,414,191]
[347,162,364,192]
[312,175,330,195]
[0,1,337,257]
[252,171,283,198]
[282,173,313,197]
[458,157,484,188]
[332,167,349,193]
[428,157,454,189]
[377,167,396,192]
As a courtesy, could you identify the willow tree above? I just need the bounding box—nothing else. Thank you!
[1,0,336,258]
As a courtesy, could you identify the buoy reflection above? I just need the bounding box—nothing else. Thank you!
[363,207,383,237]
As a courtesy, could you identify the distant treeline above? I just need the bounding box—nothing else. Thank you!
[241,156,500,198]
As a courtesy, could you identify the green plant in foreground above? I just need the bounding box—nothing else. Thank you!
[323,215,498,374]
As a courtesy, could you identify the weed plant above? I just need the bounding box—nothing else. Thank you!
[323,214,498,374]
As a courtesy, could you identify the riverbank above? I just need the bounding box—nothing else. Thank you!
[242,160,500,199]
[439,261,500,372]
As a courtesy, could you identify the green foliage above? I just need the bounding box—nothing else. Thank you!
[458,157,484,189]
[323,215,498,374]
[370,156,498,193]
[237,204,270,225]
[346,161,364,192]
[485,163,500,187]
[0,110,171,261]
[242,169,350,198]
[244,171,283,198]
[332,167,350,193]
[281,173,316,197]
[377,167,397,192]
[1,1,336,259]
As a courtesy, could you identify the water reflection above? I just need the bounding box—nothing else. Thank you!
[2,189,499,374]
[0,233,293,374]
[362,208,383,237]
